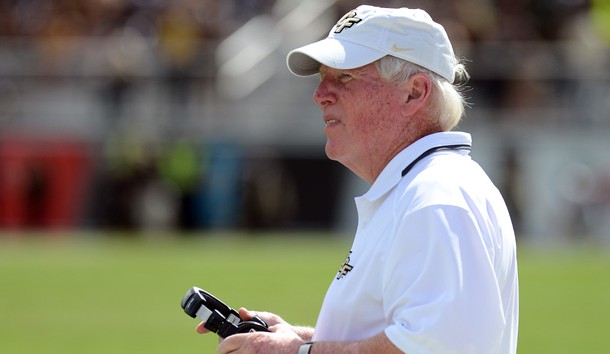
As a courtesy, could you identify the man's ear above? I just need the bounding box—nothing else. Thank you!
[401,73,432,116]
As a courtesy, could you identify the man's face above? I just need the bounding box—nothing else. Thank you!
[313,63,409,180]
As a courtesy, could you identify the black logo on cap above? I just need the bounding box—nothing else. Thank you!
[334,10,361,33]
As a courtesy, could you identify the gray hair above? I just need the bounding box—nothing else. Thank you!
[375,55,470,131]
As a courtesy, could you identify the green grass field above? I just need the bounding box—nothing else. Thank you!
[1,233,608,353]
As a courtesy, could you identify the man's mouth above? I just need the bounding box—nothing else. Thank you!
[324,119,340,127]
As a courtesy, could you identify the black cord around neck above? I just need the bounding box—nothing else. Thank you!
[401,144,471,177]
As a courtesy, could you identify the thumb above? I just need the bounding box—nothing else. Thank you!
[238,307,257,321]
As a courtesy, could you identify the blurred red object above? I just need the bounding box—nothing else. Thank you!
[0,136,92,230]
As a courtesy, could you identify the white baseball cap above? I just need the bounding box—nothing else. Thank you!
[286,5,458,83]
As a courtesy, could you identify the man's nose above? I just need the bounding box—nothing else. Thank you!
[313,80,336,108]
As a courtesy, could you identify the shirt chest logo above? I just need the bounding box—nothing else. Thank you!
[336,251,354,280]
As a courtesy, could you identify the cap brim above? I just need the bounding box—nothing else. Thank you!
[287,38,386,77]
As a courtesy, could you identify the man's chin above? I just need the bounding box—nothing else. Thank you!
[324,144,339,162]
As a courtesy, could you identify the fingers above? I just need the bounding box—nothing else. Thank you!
[196,322,209,334]
[238,307,256,321]
[238,308,285,327]
[216,325,304,354]
[216,333,246,354]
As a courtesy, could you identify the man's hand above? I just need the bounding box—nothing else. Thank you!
[194,308,286,334]
[216,321,304,354]
[195,308,402,353]
[196,308,307,354]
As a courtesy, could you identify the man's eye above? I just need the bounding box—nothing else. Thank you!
[339,74,353,83]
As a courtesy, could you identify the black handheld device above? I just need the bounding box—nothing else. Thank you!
[181,286,269,338]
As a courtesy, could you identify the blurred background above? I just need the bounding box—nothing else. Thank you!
[0,0,609,242]
[1,1,610,353]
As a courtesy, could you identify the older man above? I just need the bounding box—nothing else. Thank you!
[199,5,519,354]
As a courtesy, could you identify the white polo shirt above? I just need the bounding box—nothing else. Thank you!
[312,132,519,354]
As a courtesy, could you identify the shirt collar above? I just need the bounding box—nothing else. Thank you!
[362,131,472,201]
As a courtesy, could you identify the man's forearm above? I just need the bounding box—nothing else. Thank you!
[307,332,403,354]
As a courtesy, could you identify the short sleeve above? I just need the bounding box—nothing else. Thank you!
[382,205,506,353]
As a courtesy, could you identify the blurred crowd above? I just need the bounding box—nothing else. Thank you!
[0,0,606,127]
[0,0,602,41]
[1,0,606,105]
[1,0,609,237]
[0,0,274,39]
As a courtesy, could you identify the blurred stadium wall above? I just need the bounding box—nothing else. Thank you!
[0,0,609,243]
